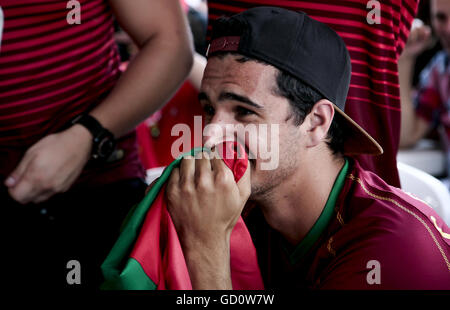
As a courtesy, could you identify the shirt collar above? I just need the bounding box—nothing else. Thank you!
[286,158,349,265]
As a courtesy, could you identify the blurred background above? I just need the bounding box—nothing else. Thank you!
[397,0,449,184]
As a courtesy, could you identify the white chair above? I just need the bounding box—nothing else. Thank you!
[398,162,450,226]
[397,139,446,177]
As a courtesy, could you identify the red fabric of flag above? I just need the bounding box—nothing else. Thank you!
[104,141,264,290]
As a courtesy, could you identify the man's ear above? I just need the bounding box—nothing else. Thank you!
[303,99,334,148]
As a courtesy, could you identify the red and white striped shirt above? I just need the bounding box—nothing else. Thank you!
[0,0,144,186]
[207,0,419,187]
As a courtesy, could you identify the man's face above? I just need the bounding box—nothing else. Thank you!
[199,54,306,198]
[432,0,450,54]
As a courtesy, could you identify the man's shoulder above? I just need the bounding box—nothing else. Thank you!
[340,160,449,245]
[345,162,438,219]
[316,160,450,289]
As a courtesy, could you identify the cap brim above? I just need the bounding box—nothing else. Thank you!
[333,104,383,156]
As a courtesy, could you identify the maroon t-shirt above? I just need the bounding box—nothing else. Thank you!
[246,159,450,289]
[207,0,420,187]
[0,0,145,187]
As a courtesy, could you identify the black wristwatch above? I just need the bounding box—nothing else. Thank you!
[70,114,116,161]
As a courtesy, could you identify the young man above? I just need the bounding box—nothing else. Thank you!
[205,0,420,188]
[165,7,450,289]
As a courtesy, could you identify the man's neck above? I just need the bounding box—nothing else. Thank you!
[254,152,345,246]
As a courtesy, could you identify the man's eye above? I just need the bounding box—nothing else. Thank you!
[236,106,255,116]
[203,104,215,116]
[436,13,447,23]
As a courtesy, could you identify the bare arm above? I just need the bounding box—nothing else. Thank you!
[183,233,233,290]
[398,21,432,148]
[91,0,194,137]
[398,56,429,148]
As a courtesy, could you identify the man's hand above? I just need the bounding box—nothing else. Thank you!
[166,151,251,289]
[401,19,433,59]
[4,125,92,204]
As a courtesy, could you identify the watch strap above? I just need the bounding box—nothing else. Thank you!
[70,113,117,161]
[71,114,106,139]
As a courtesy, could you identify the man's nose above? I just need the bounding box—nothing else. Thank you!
[202,116,237,149]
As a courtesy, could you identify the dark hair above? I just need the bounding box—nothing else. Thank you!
[274,70,345,155]
[210,16,345,155]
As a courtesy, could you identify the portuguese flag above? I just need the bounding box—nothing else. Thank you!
[101,142,264,290]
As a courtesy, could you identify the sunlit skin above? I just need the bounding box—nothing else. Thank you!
[166,54,345,289]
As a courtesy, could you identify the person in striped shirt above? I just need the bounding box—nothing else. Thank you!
[0,0,193,289]
[204,0,419,188]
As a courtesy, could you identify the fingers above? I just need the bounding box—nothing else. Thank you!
[180,155,195,186]
[194,151,211,170]
[4,152,33,187]
[8,179,36,204]
[210,154,234,187]
[408,22,432,46]
[167,167,181,211]
[414,25,431,42]
[167,149,251,244]
[236,161,251,200]
[173,150,249,197]
[194,151,212,186]
[8,168,58,205]
[180,152,214,188]
[6,152,40,204]
[167,166,180,195]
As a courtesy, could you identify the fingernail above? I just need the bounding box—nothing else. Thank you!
[4,176,15,187]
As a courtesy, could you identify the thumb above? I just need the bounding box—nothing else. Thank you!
[236,160,251,200]
[4,153,32,187]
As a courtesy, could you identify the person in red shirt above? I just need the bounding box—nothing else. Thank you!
[0,0,193,290]
[164,7,450,290]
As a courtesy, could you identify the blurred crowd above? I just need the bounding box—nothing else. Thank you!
[398,0,450,185]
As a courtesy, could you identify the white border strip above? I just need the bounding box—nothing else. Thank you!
[0,7,4,49]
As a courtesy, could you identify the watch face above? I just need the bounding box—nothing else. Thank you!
[97,136,115,158]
